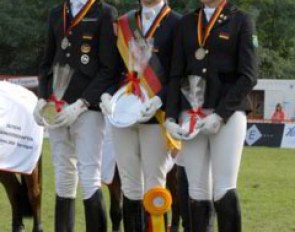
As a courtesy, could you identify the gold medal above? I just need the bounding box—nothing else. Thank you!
[195,48,206,60]
[81,54,90,64]
[81,44,91,53]
[61,37,69,50]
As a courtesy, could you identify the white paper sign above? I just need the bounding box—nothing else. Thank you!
[281,123,295,149]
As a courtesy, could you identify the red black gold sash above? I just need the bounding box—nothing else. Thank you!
[63,0,96,36]
[117,7,181,150]
[197,0,227,48]
[117,6,171,96]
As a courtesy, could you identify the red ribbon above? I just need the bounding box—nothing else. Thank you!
[48,94,66,112]
[188,108,206,134]
[126,71,143,100]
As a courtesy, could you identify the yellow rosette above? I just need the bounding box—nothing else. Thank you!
[143,187,172,232]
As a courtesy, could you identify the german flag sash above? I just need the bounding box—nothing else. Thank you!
[117,7,181,150]
[117,6,171,97]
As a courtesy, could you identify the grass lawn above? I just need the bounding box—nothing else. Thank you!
[0,141,294,231]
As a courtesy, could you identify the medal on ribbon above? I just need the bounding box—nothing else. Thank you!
[61,0,96,50]
[195,0,227,60]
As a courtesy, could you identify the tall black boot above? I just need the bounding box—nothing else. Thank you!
[177,166,191,232]
[55,196,75,232]
[214,189,241,232]
[123,195,145,232]
[84,189,107,232]
[190,199,213,232]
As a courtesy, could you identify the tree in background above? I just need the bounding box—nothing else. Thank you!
[0,0,294,79]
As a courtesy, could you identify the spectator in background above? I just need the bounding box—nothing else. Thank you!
[271,103,285,123]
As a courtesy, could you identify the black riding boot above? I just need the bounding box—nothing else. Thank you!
[55,195,75,232]
[123,196,145,232]
[190,199,214,232]
[214,189,241,232]
[110,197,122,232]
[177,166,191,232]
[84,189,107,232]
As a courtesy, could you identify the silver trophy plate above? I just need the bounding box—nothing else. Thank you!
[108,85,149,128]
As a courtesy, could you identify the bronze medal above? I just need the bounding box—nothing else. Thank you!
[81,54,90,64]
[61,37,69,50]
[195,48,206,60]
[81,44,91,53]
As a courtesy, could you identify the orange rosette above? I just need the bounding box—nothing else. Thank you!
[144,187,172,215]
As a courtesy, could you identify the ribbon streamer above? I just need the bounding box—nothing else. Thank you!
[144,187,172,232]
[125,71,143,101]
[48,94,66,112]
[188,108,206,134]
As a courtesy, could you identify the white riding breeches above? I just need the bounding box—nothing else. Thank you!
[111,123,169,200]
[48,111,105,199]
[183,111,247,201]
[101,118,116,184]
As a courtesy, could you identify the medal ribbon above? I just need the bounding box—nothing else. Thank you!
[197,0,227,48]
[188,108,206,134]
[63,0,96,36]
[136,5,171,39]
[48,94,66,112]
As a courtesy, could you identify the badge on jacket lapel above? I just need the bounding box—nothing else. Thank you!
[82,17,98,22]
[82,34,93,40]
[219,32,230,40]
[81,54,90,64]
[81,44,91,53]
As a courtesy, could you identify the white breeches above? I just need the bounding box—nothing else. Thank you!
[101,118,116,184]
[48,111,105,199]
[183,111,247,201]
[111,124,168,200]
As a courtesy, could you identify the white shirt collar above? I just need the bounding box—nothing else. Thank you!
[70,0,87,6]
[204,5,216,22]
[141,1,165,18]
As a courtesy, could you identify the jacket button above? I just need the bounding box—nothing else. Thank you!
[205,49,209,54]
[202,68,207,73]
[66,53,71,58]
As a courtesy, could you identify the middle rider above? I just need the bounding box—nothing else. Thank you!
[100,0,181,231]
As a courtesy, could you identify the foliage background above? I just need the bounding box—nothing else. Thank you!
[0,0,294,79]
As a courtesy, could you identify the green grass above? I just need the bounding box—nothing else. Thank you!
[0,141,295,231]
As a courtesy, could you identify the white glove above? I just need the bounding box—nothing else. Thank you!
[138,96,162,123]
[99,93,112,116]
[53,99,88,128]
[33,99,47,126]
[199,113,223,134]
[164,118,186,140]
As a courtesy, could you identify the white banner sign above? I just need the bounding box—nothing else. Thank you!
[281,123,295,149]
[0,81,43,174]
